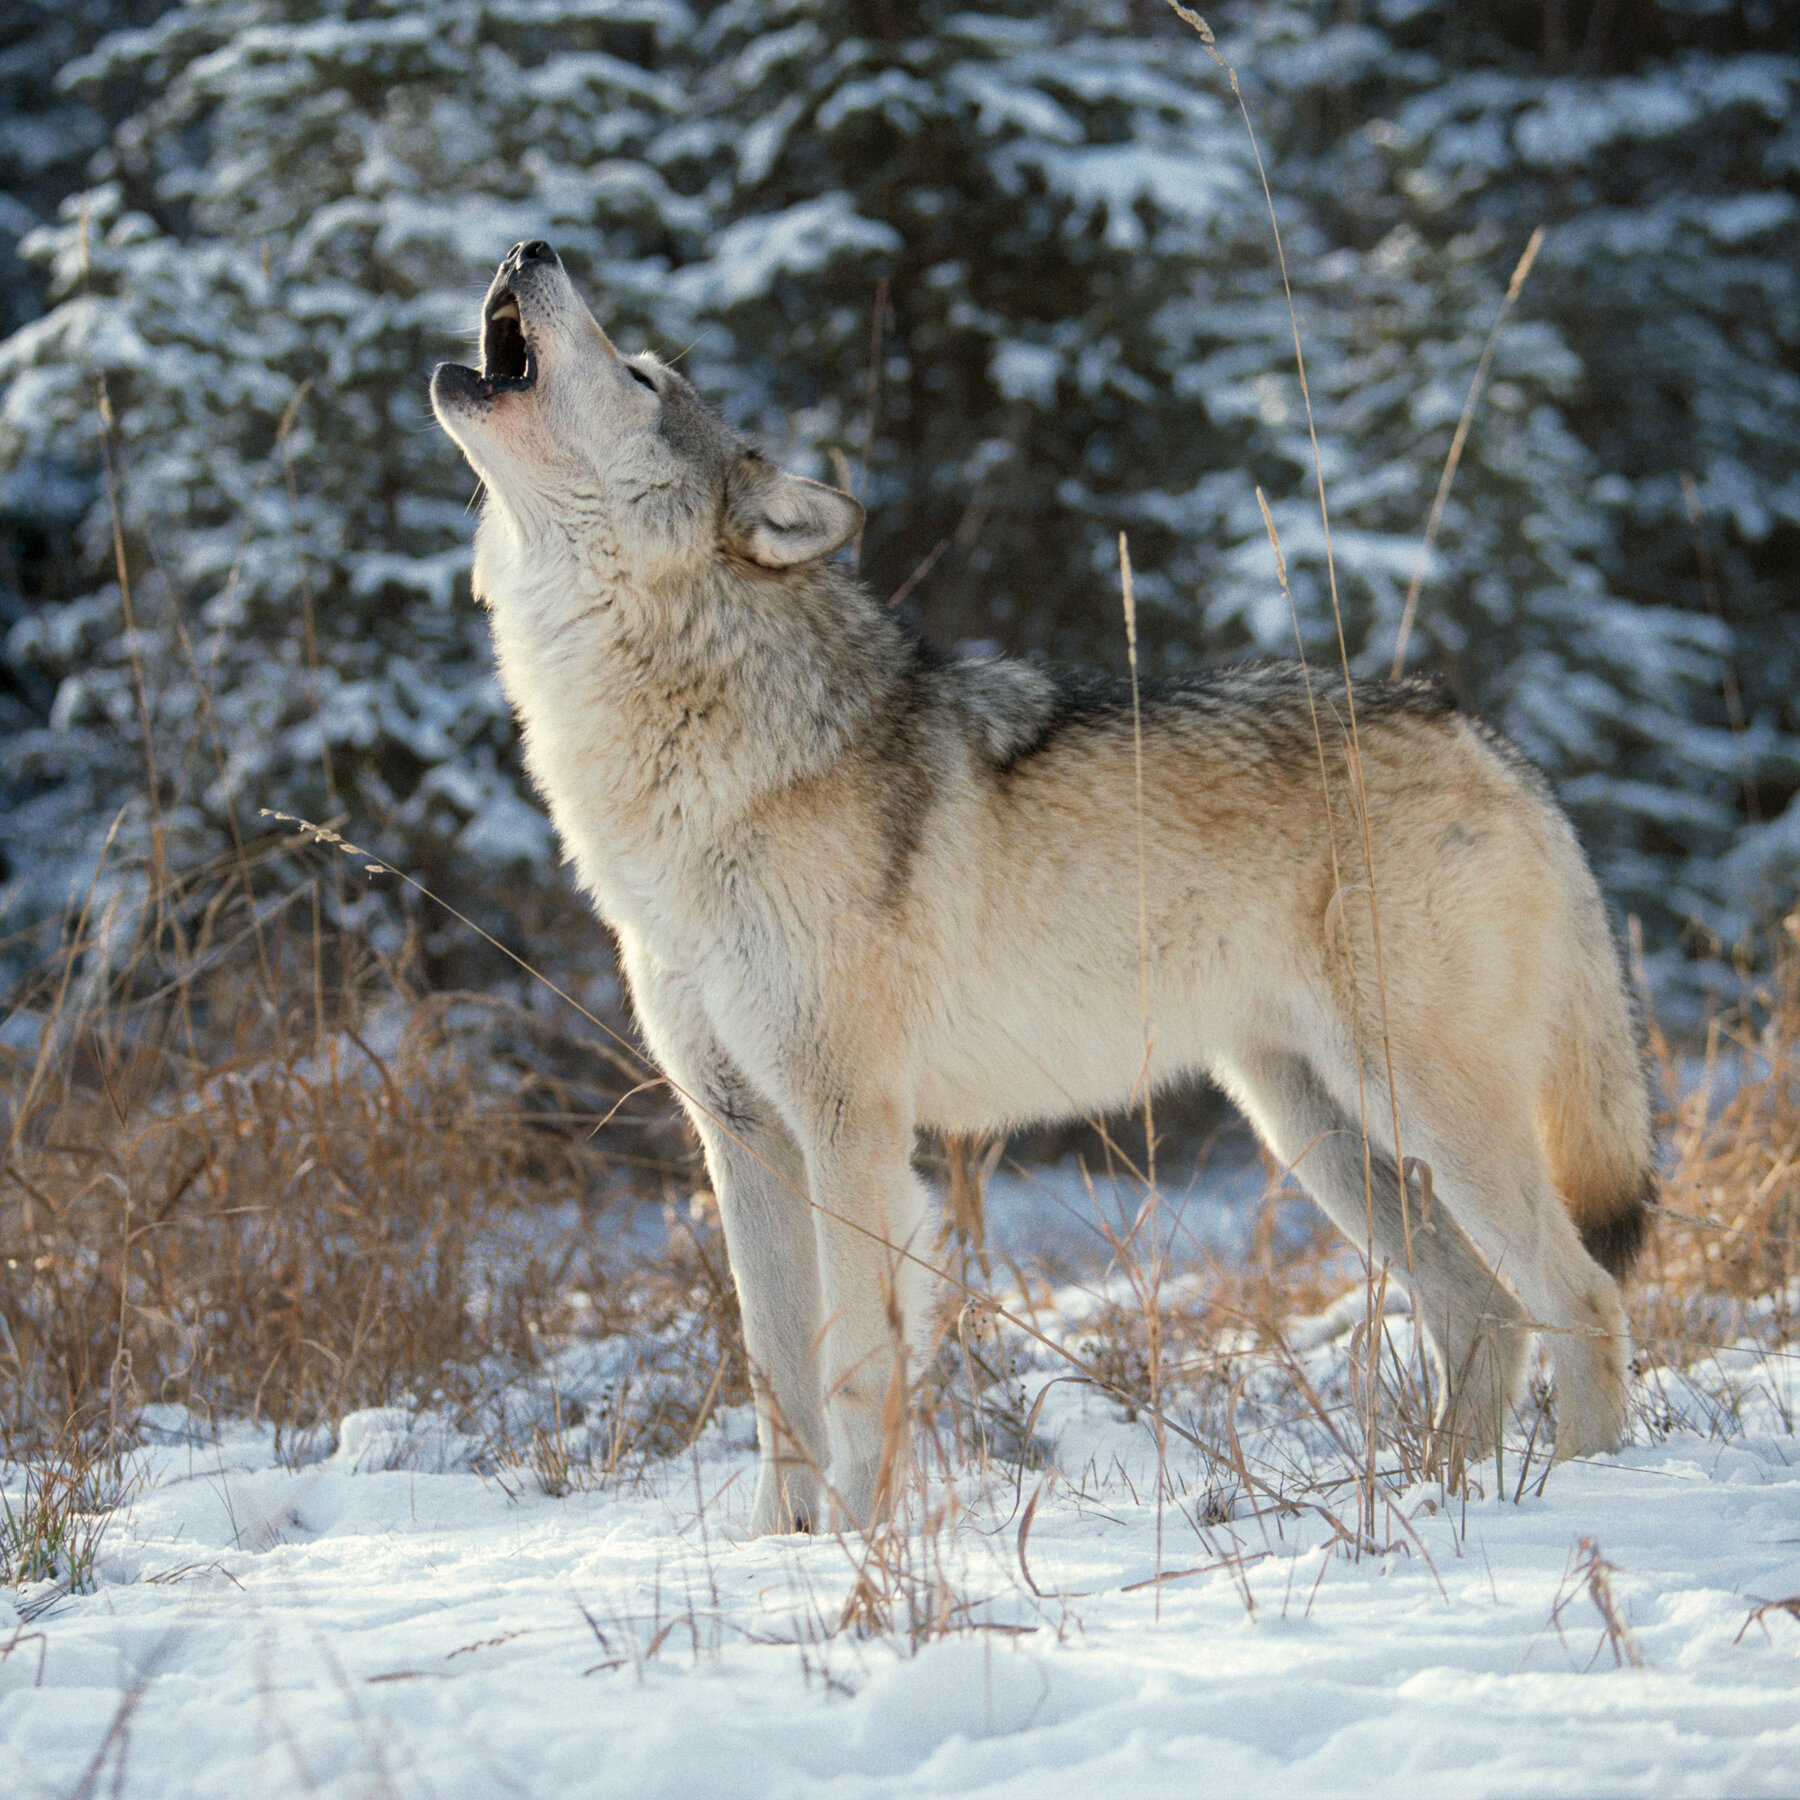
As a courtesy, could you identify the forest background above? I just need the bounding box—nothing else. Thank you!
[3,3,1800,1667]
[1,0,1797,1034]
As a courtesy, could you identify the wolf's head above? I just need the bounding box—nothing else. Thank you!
[431,242,863,582]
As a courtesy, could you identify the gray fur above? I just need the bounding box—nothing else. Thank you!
[432,246,1652,1532]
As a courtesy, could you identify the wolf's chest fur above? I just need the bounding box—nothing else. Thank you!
[475,520,885,956]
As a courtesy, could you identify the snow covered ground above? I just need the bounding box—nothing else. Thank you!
[978,1142,1271,1268]
[4,1287,1798,1800]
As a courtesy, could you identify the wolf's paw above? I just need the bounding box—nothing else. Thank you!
[747,1459,823,1536]
[825,1443,908,1534]
[1549,1294,1632,1463]
[1549,1359,1630,1462]
[1432,1317,1532,1470]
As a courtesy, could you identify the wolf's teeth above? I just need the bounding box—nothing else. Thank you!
[493,296,520,323]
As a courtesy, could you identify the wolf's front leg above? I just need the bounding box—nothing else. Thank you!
[626,959,828,1534]
[692,1099,830,1534]
[803,1107,934,1530]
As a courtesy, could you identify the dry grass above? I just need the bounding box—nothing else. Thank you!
[0,845,730,1479]
[1648,915,1800,1325]
[482,1190,752,1497]
[1629,910,1800,1437]
[1544,1536,1643,1670]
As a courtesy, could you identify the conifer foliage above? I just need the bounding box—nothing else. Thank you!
[669,0,1256,662]
[1,0,1796,986]
[0,0,692,946]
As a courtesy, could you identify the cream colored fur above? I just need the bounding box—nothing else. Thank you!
[432,244,1651,1534]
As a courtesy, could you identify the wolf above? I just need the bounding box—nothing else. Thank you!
[431,241,1651,1535]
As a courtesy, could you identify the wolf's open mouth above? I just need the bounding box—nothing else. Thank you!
[481,290,535,392]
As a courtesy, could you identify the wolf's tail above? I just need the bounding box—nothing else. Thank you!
[1538,936,1655,1281]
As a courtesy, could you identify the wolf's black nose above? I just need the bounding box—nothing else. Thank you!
[517,240,556,265]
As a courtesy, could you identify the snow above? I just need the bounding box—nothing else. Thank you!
[675,196,904,311]
[948,66,1081,145]
[5,1290,1797,1797]
[977,1138,1274,1270]
[818,70,944,137]
[1704,192,1797,247]
[1513,79,1701,167]
[1031,142,1243,249]
[451,779,558,868]
[989,341,1061,407]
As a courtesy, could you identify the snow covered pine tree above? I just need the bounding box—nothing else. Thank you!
[2,0,1794,991]
[0,0,694,965]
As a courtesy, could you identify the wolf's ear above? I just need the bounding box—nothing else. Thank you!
[723,454,863,568]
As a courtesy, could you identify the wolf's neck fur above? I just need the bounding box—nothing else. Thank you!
[473,514,904,925]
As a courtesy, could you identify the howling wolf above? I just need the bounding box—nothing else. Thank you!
[432,241,1649,1534]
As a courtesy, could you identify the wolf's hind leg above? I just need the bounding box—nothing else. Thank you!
[1224,1050,1532,1467]
[1389,1109,1631,1462]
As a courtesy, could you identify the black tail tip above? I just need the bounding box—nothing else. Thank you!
[1579,1171,1652,1281]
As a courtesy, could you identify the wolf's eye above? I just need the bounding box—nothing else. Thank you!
[627,365,658,394]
